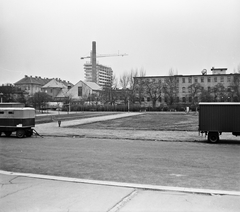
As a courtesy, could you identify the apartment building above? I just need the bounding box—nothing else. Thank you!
[15,75,73,98]
[84,62,113,87]
[133,68,239,108]
[15,75,51,96]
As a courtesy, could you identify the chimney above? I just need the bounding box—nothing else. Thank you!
[91,41,97,83]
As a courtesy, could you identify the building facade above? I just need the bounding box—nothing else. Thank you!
[41,78,73,99]
[15,75,51,97]
[133,68,240,109]
[15,75,73,98]
[66,80,102,100]
[84,62,113,87]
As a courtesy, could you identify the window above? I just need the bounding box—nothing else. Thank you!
[201,78,204,83]
[182,87,186,93]
[188,78,192,83]
[182,97,186,102]
[195,78,198,83]
[220,77,224,82]
[141,97,144,102]
[188,87,191,93]
[208,86,211,92]
[189,97,192,102]
[176,97,179,102]
[214,77,217,82]
[8,111,14,114]
[78,86,82,96]
[147,97,151,102]
[182,78,185,83]
[227,77,231,82]
[208,77,211,82]
[0,111,4,114]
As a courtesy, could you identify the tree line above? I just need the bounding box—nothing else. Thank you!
[1,66,239,112]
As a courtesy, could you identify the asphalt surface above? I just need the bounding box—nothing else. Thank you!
[1,112,240,211]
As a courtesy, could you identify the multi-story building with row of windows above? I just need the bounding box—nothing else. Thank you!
[133,68,240,108]
[84,62,113,87]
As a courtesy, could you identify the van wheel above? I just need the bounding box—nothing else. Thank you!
[4,131,12,137]
[208,132,219,143]
[16,130,25,138]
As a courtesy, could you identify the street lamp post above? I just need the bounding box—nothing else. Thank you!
[0,93,3,103]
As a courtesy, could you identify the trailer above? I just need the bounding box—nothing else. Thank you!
[199,102,240,143]
[0,107,35,138]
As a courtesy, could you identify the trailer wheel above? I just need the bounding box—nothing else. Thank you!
[208,132,219,143]
[4,131,12,137]
[16,130,25,138]
[0,131,2,137]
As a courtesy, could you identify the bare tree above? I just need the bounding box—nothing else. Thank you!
[200,89,213,102]
[188,83,203,109]
[29,92,52,113]
[231,74,240,102]
[128,69,139,89]
[112,74,118,89]
[119,72,130,89]
[162,68,178,107]
[133,77,145,105]
[99,74,119,105]
[211,83,227,102]
[143,79,163,108]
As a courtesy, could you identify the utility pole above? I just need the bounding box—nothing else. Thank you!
[0,93,3,103]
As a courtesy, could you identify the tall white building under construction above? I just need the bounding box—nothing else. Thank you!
[83,41,113,87]
[84,62,113,87]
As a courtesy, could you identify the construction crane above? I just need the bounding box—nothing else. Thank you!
[80,53,127,60]
[81,41,127,84]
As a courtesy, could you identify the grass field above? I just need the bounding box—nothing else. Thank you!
[71,112,199,131]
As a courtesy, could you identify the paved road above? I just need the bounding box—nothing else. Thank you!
[1,136,240,192]
[1,112,240,211]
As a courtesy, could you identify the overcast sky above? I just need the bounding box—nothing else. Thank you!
[1,0,240,85]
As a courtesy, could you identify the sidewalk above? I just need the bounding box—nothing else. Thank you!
[1,170,240,212]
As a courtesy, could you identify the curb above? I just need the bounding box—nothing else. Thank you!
[1,170,240,196]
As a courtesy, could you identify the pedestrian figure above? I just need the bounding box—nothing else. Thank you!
[58,120,61,127]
